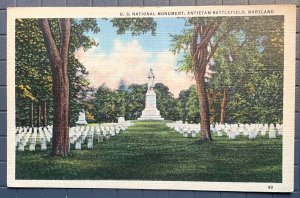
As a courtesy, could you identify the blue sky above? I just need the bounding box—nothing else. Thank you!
[89,18,186,53]
[76,18,195,97]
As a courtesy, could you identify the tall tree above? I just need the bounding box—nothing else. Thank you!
[39,19,71,156]
[171,17,235,141]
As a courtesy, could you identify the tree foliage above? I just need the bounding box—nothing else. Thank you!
[170,16,284,140]
[16,18,100,128]
[87,82,181,123]
[110,18,157,36]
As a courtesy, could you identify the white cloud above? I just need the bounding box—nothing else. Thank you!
[76,39,195,97]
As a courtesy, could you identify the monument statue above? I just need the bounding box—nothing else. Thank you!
[138,68,164,121]
[147,68,155,91]
[76,109,88,125]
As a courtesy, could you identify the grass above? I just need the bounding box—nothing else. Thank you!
[16,121,282,182]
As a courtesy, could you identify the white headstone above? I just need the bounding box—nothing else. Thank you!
[191,130,197,137]
[249,129,257,139]
[217,130,223,137]
[228,130,236,140]
[41,138,47,151]
[181,127,188,137]
[277,125,283,135]
[97,134,104,143]
[69,136,74,144]
[29,138,36,151]
[269,127,276,138]
[17,142,25,151]
[87,135,93,149]
[75,140,81,150]
[80,135,85,144]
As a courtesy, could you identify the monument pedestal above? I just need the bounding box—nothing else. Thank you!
[138,90,164,121]
[76,110,88,125]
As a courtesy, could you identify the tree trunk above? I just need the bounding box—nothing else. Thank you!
[207,89,215,124]
[29,100,33,128]
[52,65,69,156]
[194,69,212,141]
[42,101,47,127]
[189,24,217,141]
[36,104,41,127]
[220,87,228,124]
[39,19,71,156]
[189,22,230,141]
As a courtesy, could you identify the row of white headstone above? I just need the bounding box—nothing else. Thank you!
[15,126,53,151]
[213,123,282,140]
[167,121,283,140]
[167,121,199,138]
[15,120,133,152]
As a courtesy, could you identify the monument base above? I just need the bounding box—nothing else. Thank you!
[75,120,88,125]
[138,90,164,121]
[137,117,164,121]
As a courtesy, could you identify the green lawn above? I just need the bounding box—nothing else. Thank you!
[16,121,282,182]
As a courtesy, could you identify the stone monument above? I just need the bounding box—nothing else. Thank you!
[138,69,164,121]
[76,109,88,125]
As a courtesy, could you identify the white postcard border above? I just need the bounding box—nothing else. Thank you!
[7,5,296,192]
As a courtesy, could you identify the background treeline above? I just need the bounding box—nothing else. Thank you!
[16,70,283,127]
[16,45,283,127]
[82,68,282,125]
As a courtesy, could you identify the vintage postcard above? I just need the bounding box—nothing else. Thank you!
[7,5,296,192]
